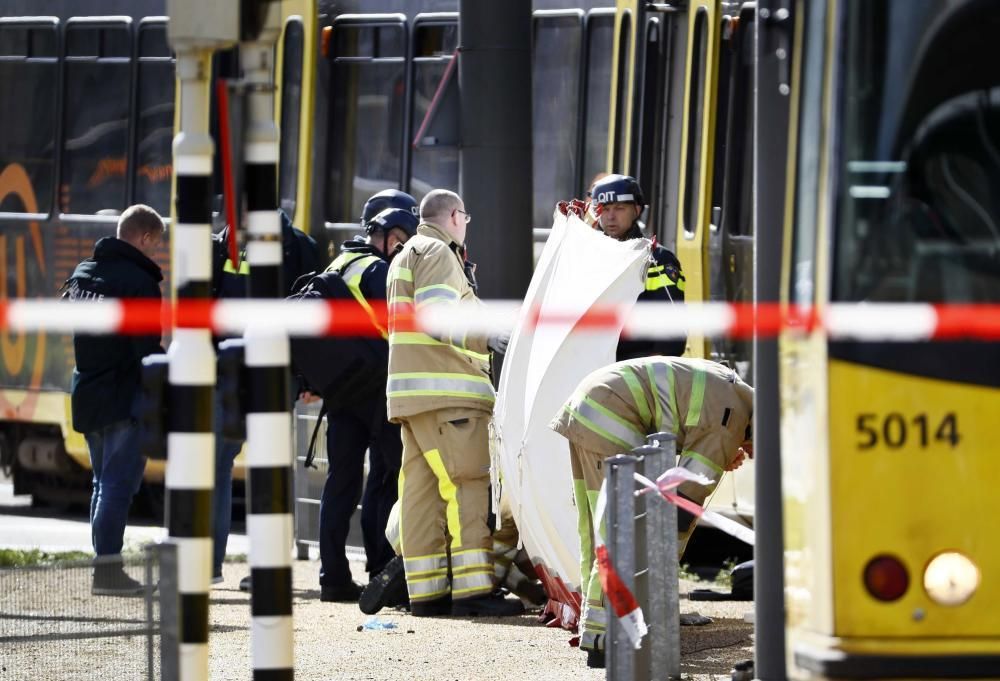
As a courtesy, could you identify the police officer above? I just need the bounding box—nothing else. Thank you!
[66,204,165,596]
[317,190,418,602]
[385,189,523,618]
[589,174,687,359]
[550,357,753,668]
[210,208,321,587]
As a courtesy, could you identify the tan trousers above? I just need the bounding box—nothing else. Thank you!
[398,407,493,603]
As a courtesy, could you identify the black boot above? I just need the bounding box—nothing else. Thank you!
[359,556,409,615]
[410,595,452,617]
[451,592,525,617]
[586,649,606,669]
[321,580,363,602]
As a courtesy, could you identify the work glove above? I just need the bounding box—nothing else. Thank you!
[487,331,511,355]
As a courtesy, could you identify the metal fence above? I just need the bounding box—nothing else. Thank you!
[0,543,177,681]
[605,433,681,681]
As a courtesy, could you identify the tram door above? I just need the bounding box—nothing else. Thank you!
[781,1,1000,677]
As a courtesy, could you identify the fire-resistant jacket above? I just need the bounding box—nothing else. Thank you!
[551,357,753,501]
[386,222,493,421]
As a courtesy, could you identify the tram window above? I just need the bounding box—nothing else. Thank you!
[581,13,614,193]
[279,18,304,219]
[410,23,459,202]
[61,22,132,215]
[635,17,661,208]
[833,0,1000,304]
[0,22,58,214]
[612,11,632,172]
[681,8,708,238]
[325,21,406,223]
[532,14,583,228]
[133,23,174,216]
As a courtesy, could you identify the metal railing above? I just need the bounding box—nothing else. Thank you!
[605,432,681,681]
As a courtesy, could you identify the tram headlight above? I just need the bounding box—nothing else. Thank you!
[923,552,980,607]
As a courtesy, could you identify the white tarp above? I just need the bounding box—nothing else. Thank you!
[492,211,649,620]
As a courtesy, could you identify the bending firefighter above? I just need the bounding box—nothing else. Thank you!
[385,189,521,618]
[550,357,753,667]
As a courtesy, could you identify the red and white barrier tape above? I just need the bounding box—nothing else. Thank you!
[2,299,1000,340]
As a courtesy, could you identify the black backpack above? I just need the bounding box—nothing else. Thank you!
[287,269,388,467]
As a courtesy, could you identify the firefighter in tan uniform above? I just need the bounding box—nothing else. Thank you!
[386,189,523,618]
[551,357,754,666]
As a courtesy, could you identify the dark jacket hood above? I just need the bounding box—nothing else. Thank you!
[91,236,163,282]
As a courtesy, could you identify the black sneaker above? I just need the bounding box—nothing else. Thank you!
[92,565,146,597]
[410,595,452,617]
[451,593,525,618]
[359,556,408,615]
[321,581,363,602]
[239,574,251,592]
[586,649,606,669]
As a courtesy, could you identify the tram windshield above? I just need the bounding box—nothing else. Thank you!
[833,0,1000,304]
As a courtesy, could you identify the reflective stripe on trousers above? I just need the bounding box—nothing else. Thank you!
[404,553,450,602]
[451,548,494,598]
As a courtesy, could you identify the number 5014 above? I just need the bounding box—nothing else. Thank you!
[856,413,960,450]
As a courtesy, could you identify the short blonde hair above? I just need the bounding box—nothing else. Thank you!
[419,189,462,223]
[117,204,165,242]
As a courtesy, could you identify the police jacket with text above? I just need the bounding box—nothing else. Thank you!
[67,237,163,433]
[616,223,687,360]
[386,222,494,421]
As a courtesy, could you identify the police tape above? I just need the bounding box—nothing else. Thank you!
[2,299,1000,340]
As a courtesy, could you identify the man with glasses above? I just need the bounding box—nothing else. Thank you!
[384,189,521,618]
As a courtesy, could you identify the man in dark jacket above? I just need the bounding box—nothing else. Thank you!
[589,174,687,360]
[318,193,418,603]
[66,204,165,596]
[210,208,321,586]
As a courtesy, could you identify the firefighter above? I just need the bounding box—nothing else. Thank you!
[317,196,418,603]
[385,188,523,618]
[550,357,754,668]
[589,173,688,359]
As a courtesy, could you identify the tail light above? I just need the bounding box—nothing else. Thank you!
[864,554,909,602]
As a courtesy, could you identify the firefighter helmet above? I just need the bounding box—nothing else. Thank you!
[366,207,419,238]
[589,174,645,208]
[361,189,418,227]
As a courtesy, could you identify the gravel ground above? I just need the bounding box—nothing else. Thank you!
[206,560,753,681]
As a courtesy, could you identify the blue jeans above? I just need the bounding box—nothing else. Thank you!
[213,387,243,577]
[319,399,401,587]
[86,419,146,556]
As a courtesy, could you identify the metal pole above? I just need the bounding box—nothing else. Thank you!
[239,3,295,678]
[643,432,680,680]
[458,0,533,299]
[754,3,791,678]
[605,454,638,681]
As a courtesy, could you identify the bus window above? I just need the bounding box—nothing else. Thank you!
[681,8,707,238]
[133,21,173,217]
[409,20,459,202]
[279,18,304,219]
[61,20,132,215]
[326,20,406,224]
[612,10,632,172]
[0,20,58,215]
[833,0,1000,305]
[581,11,614,193]
[532,12,583,228]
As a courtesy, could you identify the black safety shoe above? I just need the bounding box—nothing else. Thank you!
[239,574,251,592]
[359,556,408,615]
[321,581,363,602]
[451,593,525,617]
[92,565,146,597]
[586,649,606,669]
[410,595,452,618]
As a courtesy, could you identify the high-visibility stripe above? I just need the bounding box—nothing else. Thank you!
[568,397,645,450]
[328,253,387,338]
[388,373,495,400]
[646,273,671,292]
[452,548,491,569]
[686,369,707,427]
[408,576,451,600]
[404,554,448,574]
[389,331,489,362]
[391,266,413,283]
[621,367,651,430]
[223,258,250,275]
[452,571,494,596]
[389,295,413,305]
[574,478,593,593]
[648,265,664,275]
[396,474,405,551]
[680,448,723,477]
[414,284,460,307]
[651,361,677,433]
[423,449,462,549]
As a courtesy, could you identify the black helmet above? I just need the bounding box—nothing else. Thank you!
[361,189,418,227]
[366,207,419,238]
[589,174,645,208]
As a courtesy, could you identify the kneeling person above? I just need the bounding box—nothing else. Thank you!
[550,357,753,664]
